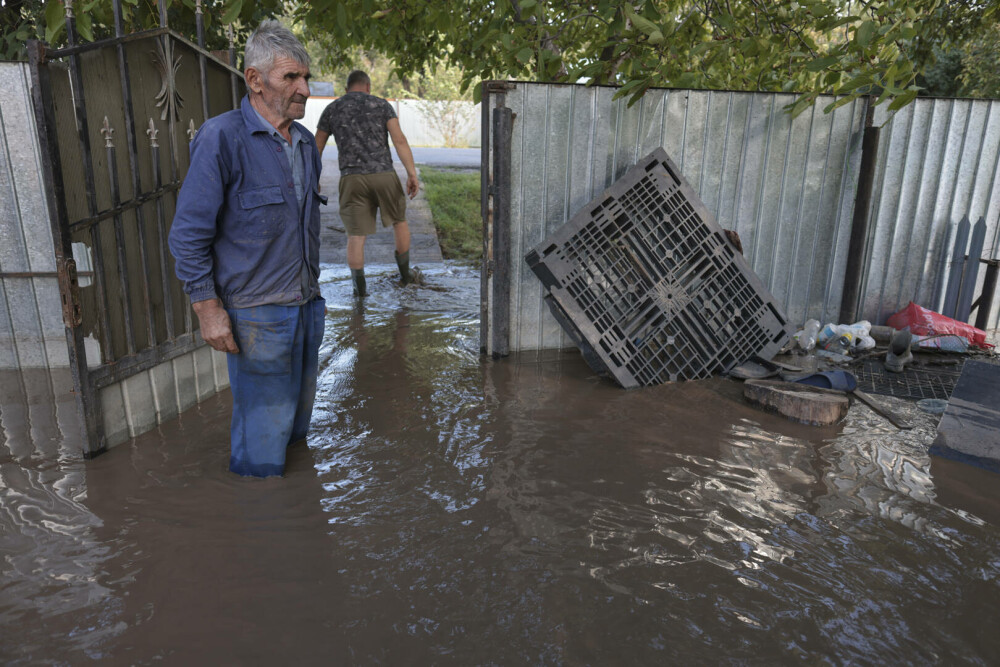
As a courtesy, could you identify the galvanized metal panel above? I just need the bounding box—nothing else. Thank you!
[493,82,1000,354]
[0,63,65,370]
[494,82,868,352]
[865,98,1000,329]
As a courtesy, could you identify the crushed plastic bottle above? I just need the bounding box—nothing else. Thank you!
[793,319,821,351]
[817,321,875,351]
[824,332,853,355]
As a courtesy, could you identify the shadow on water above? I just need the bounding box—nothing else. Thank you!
[2,262,1000,663]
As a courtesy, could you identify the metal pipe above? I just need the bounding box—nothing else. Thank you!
[102,118,137,355]
[491,106,513,358]
[974,260,999,331]
[838,99,880,325]
[113,0,156,351]
[64,1,114,361]
[196,0,210,121]
[227,24,239,108]
[27,39,106,456]
[148,120,177,341]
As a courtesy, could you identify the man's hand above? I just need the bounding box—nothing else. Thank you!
[406,173,419,199]
[193,298,239,353]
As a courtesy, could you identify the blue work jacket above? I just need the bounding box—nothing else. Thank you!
[169,96,327,309]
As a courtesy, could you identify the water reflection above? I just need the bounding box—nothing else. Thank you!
[2,263,1000,663]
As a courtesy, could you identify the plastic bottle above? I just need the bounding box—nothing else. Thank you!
[817,321,875,351]
[794,319,821,351]
[824,332,853,355]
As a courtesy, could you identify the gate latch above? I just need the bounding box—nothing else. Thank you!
[58,257,82,328]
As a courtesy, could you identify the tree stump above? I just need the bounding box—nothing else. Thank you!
[743,379,850,426]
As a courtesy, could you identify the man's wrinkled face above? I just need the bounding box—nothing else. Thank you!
[253,55,310,121]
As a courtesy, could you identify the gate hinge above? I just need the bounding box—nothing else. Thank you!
[58,257,83,328]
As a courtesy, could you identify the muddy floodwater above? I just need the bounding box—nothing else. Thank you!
[3,263,1000,664]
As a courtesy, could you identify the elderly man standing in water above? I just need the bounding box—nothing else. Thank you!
[168,21,326,478]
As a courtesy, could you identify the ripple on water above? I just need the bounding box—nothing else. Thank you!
[2,263,1000,663]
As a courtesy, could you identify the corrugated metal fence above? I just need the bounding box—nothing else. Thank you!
[0,63,67,370]
[481,81,1000,355]
[863,100,1000,326]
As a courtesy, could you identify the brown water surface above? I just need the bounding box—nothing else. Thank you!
[2,263,1000,664]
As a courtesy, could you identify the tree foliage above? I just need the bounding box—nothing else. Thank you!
[4,0,1000,115]
[296,0,1000,114]
[1,0,283,61]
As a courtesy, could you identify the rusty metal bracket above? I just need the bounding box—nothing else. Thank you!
[58,257,83,328]
[484,81,517,95]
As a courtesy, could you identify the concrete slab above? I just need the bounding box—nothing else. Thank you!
[211,348,229,390]
[149,358,179,423]
[931,360,1000,472]
[100,383,129,448]
[173,354,197,413]
[193,345,215,401]
[122,371,157,438]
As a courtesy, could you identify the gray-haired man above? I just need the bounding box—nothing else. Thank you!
[169,21,326,477]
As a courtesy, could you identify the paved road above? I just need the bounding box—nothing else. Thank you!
[321,146,480,169]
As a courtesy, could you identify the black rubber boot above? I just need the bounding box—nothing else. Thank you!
[351,268,367,297]
[395,250,412,285]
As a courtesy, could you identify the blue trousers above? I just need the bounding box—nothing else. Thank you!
[226,297,325,477]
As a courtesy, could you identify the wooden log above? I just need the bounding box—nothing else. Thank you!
[743,379,850,426]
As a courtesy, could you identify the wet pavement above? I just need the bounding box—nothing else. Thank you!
[3,263,1000,664]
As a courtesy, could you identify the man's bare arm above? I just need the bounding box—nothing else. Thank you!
[387,118,418,199]
[315,129,330,156]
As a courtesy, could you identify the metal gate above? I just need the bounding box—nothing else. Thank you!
[27,1,245,456]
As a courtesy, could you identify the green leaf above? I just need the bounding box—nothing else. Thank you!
[886,89,918,111]
[336,4,346,32]
[805,55,839,72]
[519,0,537,9]
[648,30,664,46]
[623,5,659,36]
[838,73,872,92]
[221,0,243,24]
[823,95,857,114]
[44,0,66,44]
[516,47,532,63]
[855,20,875,47]
[76,12,93,42]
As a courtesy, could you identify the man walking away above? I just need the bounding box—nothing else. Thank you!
[169,21,326,478]
[315,71,419,297]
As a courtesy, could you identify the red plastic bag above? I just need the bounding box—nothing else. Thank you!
[886,302,993,349]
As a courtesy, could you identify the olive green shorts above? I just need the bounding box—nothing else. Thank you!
[338,171,407,236]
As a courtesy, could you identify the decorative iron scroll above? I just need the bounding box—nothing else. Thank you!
[152,38,184,121]
[187,119,198,142]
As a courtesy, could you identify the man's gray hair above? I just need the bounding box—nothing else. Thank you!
[244,20,310,75]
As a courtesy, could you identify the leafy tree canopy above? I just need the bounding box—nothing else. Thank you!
[1,0,283,60]
[295,0,1000,114]
[4,1,1000,114]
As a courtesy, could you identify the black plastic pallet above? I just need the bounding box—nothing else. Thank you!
[526,148,793,388]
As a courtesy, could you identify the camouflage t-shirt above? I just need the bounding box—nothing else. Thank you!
[316,91,397,176]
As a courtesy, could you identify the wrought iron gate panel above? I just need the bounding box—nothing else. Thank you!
[28,2,246,455]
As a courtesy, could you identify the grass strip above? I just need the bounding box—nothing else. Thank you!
[420,167,481,263]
